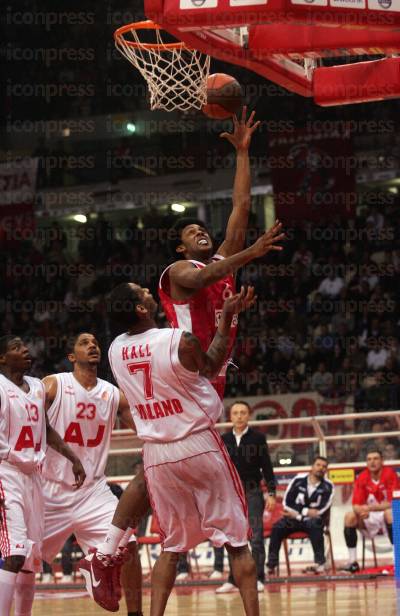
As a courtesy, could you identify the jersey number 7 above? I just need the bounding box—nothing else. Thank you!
[127,361,153,400]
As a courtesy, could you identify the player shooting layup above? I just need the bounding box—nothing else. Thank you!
[160,108,271,399]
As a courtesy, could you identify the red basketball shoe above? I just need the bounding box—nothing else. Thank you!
[78,548,120,612]
[112,546,130,600]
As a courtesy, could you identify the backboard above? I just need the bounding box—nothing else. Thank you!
[143,0,400,105]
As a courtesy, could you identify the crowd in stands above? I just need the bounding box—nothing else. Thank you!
[1,199,400,461]
[231,206,400,400]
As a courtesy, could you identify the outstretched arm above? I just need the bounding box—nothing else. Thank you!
[178,286,256,378]
[170,220,284,291]
[217,108,260,258]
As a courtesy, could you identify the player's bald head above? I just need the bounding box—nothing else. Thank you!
[107,283,157,335]
[107,282,143,333]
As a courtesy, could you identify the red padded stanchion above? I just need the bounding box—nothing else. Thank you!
[314,57,400,107]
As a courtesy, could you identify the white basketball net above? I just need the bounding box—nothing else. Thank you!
[115,25,211,112]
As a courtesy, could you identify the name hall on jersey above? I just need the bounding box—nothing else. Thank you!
[121,344,151,360]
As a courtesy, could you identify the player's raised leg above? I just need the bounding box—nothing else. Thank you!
[110,467,150,533]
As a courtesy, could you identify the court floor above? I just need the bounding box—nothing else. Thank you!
[30,579,399,616]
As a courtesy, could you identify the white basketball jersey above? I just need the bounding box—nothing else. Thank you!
[42,373,120,487]
[0,374,47,474]
[108,328,223,443]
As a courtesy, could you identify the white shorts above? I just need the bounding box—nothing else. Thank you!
[143,429,249,552]
[42,477,135,563]
[362,511,387,538]
[0,462,44,572]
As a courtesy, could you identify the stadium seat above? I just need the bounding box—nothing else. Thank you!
[361,531,385,569]
[282,514,335,576]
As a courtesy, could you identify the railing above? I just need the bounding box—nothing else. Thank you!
[107,409,400,483]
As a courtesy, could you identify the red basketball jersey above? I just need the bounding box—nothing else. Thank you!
[352,466,400,506]
[159,256,237,399]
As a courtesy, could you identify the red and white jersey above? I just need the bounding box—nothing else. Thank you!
[42,373,120,487]
[352,466,400,506]
[159,256,237,390]
[109,328,224,443]
[0,374,46,474]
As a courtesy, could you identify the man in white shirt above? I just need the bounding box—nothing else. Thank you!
[318,271,344,298]
[215,400,276,594]
[367,343,389,371]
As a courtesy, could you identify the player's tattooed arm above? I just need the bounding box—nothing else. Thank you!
[179,287,256,379]
[178,331,229,379]
[117,390,137,433]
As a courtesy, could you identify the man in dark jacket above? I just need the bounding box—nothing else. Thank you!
[267,456,334,574]
[216,400,277,594]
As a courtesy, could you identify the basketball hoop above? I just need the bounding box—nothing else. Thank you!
[114,20,210,112]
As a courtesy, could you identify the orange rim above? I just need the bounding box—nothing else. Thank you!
[114,19,189,51]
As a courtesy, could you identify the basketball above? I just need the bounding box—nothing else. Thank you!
[202,73,243,119]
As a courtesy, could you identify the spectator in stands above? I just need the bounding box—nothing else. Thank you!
[266,456,334,575]
[383,442,399,461]
[363,420,393,455]
[317,269,345,298]
[311,361,333,395]
[291,241,313,271]
[341,449,400,573]
[367,340,390,371]
[215,400,277,594]
[366,206,385,232]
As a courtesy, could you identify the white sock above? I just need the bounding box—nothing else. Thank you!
[348,548,357,563]
[0,569,18,615]
[118,528,134,549]
[97,524,126,555]
[14,571,35,616]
